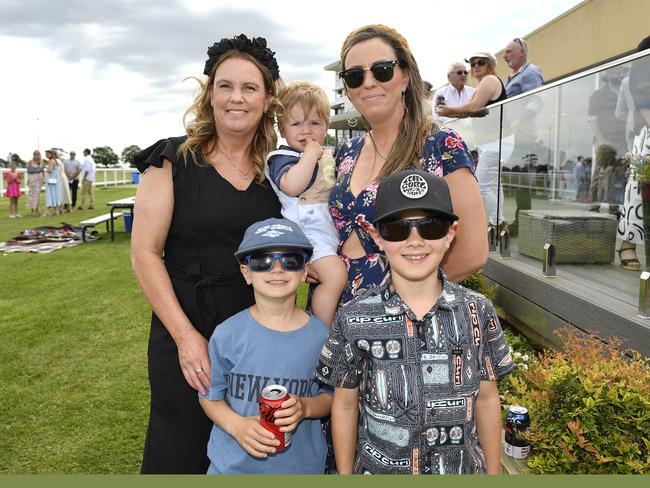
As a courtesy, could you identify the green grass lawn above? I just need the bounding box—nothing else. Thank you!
[0,186,308,474]
[0,186,150,473]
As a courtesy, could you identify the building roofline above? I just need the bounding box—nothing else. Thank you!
[324,60,341,71]
[494,0,591,57]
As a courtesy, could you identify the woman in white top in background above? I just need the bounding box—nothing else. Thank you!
[54,150,72,212]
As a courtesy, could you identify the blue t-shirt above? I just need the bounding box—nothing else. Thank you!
[202,308,330,474]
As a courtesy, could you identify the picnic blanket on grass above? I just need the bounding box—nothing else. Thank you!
[0,223,98,253]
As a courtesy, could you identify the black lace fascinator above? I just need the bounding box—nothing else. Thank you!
[203,34,280,80]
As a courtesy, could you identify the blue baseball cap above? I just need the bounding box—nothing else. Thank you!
[235,218,313,261]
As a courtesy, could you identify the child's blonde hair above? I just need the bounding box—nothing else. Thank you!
[277,81,330,130]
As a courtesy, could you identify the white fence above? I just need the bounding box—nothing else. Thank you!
[0,167,137,194]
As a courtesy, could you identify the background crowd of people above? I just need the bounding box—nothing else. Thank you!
[6,148,96,218]
[428,33,650,275]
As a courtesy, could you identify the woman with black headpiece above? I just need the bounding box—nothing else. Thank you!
[131,34,282,473]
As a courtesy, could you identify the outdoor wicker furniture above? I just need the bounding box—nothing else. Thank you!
[517,209,618,264]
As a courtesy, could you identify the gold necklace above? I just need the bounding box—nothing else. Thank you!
[368,131,388,175]
[221,150,253,180]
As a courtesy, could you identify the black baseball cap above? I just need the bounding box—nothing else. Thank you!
[374,169,459,223]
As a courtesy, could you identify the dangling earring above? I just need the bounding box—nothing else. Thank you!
[347,112,358,128]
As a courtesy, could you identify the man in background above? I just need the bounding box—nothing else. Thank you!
[503,38,544,234]
[64,151,82,209]
[434,61,476,123]
[79,148,95,210]
[504,38,543,97]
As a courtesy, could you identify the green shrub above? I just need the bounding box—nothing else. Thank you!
[500,329,650,474]
[498,327,538,414]
[460,271,496,301]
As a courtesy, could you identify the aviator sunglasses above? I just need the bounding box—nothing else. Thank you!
[339,60,399,89]
[453,70,468,76]
[377,216,452,242]
[244,251,309,272]
[470,59,487,68]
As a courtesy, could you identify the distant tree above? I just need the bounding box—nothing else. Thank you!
[93,146,119,167]
[0,157,7,168]
[10,153,26,168]
[523,152,539,169]
[121,145,142,168]
[324,134,336,146]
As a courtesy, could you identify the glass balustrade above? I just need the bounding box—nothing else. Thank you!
[445,49,650,312]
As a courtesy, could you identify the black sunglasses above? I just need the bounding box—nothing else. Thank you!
[470,59,487,68]
[244,251,309,272]
[377,216,452,242]
[339,60,398,89]
[453,70,468,76]
[513,38,524,50]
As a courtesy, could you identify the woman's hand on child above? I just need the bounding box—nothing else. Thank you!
[175,328,211,395]
[275,395,305,433]
[233,416,280,458]
[306,267,320,284]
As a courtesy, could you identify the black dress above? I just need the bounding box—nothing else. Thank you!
[135,137,282,473]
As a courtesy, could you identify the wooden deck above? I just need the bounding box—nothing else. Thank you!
[484,239,650,357]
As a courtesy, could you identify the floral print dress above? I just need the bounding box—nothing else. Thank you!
[329,126,475,304]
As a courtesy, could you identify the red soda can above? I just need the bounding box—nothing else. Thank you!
[259,384,291,451]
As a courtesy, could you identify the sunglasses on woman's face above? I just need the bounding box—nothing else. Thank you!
[470,59,487,68]
[339,60,399,89]
[377,216,452,242]
[244,251,309,272]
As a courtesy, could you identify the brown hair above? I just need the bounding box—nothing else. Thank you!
[340,24,436,181]
[179,51,283,183]
[277,81,331,130]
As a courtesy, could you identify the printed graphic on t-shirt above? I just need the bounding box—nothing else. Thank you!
[227,372,319,402]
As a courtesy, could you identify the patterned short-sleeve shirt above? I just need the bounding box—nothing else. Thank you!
[315,272,513,475]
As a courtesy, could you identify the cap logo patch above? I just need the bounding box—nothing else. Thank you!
[400,174,428,199]
[255,223,293,238]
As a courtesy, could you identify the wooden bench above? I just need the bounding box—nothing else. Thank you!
[80,212,123,242]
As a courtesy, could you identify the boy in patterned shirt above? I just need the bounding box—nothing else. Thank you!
[315,169,513,475]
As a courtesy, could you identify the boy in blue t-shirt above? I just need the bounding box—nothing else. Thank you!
[199,218,332,474]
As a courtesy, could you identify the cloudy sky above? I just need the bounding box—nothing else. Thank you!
[0,0,581,161]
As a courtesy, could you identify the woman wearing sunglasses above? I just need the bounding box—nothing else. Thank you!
[329,24,487,304]
[437,52,509,232]
[131,34,282,473]
[436,52,506,119]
